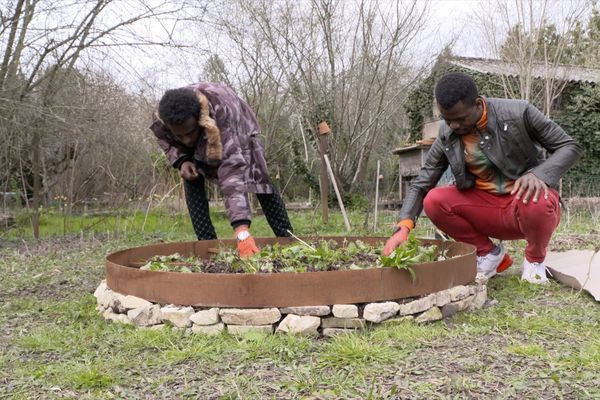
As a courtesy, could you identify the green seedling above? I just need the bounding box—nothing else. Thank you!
[139,238,438,276]
[378,235,438,281]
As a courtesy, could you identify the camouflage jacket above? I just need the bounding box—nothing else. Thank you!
[150,82,273,224]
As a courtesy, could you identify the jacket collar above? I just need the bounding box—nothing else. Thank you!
[483,96,498,136]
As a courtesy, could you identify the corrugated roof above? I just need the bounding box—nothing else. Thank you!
[449,57,600,83]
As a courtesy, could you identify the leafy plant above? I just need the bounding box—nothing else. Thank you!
[378,235,438,281]
[138,238,438,276]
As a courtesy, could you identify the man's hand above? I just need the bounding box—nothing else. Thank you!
[235,226,260,258]
[511,172,548,204]
[180,161,199,181]
[383,226,410,256]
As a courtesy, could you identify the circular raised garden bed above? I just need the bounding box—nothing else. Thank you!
[106,237,476,308]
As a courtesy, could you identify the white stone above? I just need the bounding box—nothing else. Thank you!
[332,304,358,318]
[192,323,225,336]
[127,304,162,327]
[96,287,114,309]
[398,294,436,316]
[227,325,273,335]
[190,308,220,326]
[470,286,488,310]
[109,292,127,313]
[475,273,489,286]
[441,295,475,318]
[415,307,443,324]
[363,302,400,323]
[276,315,320,336]
[321,317,366,329]
[435,289,452,307]
[120,295,151,310]
[160,305,194,328]
[279,306,331,316]
[220,308,281,325]
[448,285,471,301]
[93,280,107,299]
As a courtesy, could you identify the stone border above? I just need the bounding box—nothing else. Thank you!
[105,237,476,307]
[94,274,489,337]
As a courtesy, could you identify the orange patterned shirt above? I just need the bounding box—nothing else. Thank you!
[462,99,515,194]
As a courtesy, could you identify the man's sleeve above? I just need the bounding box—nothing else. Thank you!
[214,105,253,225]
[524,104,583,186]
[217,132,253,224]
[398,139,450,224]
[149,112,193,169]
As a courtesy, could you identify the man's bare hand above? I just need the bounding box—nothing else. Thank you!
[180,161,199,181]
[510,172,548,204]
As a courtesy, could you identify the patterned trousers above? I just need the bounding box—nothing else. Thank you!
[183,175,293,240]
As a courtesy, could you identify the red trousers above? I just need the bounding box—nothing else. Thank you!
[423,186,561,262]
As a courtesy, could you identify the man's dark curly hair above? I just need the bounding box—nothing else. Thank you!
[434,72,479,109]
[158,88,200,125]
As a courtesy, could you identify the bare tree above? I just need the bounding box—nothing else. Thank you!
[475,0,591,115]
[0,0,205,237]
[214,0,430,193]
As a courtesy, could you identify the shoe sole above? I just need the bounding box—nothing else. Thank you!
[496,253,513,273]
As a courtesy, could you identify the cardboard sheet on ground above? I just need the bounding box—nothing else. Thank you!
[546,250,600,301]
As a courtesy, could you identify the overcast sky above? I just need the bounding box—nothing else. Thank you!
[430,0,488,57]
[138,0,490,92]
[107,0,593,95]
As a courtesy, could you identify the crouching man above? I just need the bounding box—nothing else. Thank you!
[384,72,582,283]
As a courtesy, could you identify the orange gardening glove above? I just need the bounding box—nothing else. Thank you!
[383,219,414,256]
[383,227,409,256]
[235,226,259,258]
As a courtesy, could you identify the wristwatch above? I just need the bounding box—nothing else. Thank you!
[236,230,251,241]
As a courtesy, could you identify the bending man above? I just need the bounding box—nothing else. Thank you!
[150,83,293,257]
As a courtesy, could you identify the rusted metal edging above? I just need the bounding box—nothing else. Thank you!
[106,237,476,308]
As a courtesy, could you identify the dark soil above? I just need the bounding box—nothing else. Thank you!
[151,252,381,274]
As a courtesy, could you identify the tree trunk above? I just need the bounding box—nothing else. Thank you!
[31,129,41,238]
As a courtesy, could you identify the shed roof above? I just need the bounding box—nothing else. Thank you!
[391,143,432,155]
[449,57,600,83]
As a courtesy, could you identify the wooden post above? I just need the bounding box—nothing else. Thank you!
[318,121,330,223]
[559,178,563,198]
[373,160,381,231]
[398,160,403,203]
[324,154,351,231]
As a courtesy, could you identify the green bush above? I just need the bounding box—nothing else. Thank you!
[341,192,369,211]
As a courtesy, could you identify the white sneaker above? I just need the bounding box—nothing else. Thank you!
[522,259,550,284]
[477,244,510,278]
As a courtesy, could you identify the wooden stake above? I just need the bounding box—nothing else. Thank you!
[287,229,317,251]
[318,123,330,223]
[398,159,403,202]
[373,160,380,231]
[323,154,351,231]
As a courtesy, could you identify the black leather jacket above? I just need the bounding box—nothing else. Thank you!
[398,97,583,224]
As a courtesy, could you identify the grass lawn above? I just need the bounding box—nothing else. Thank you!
[1,206,599,399]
